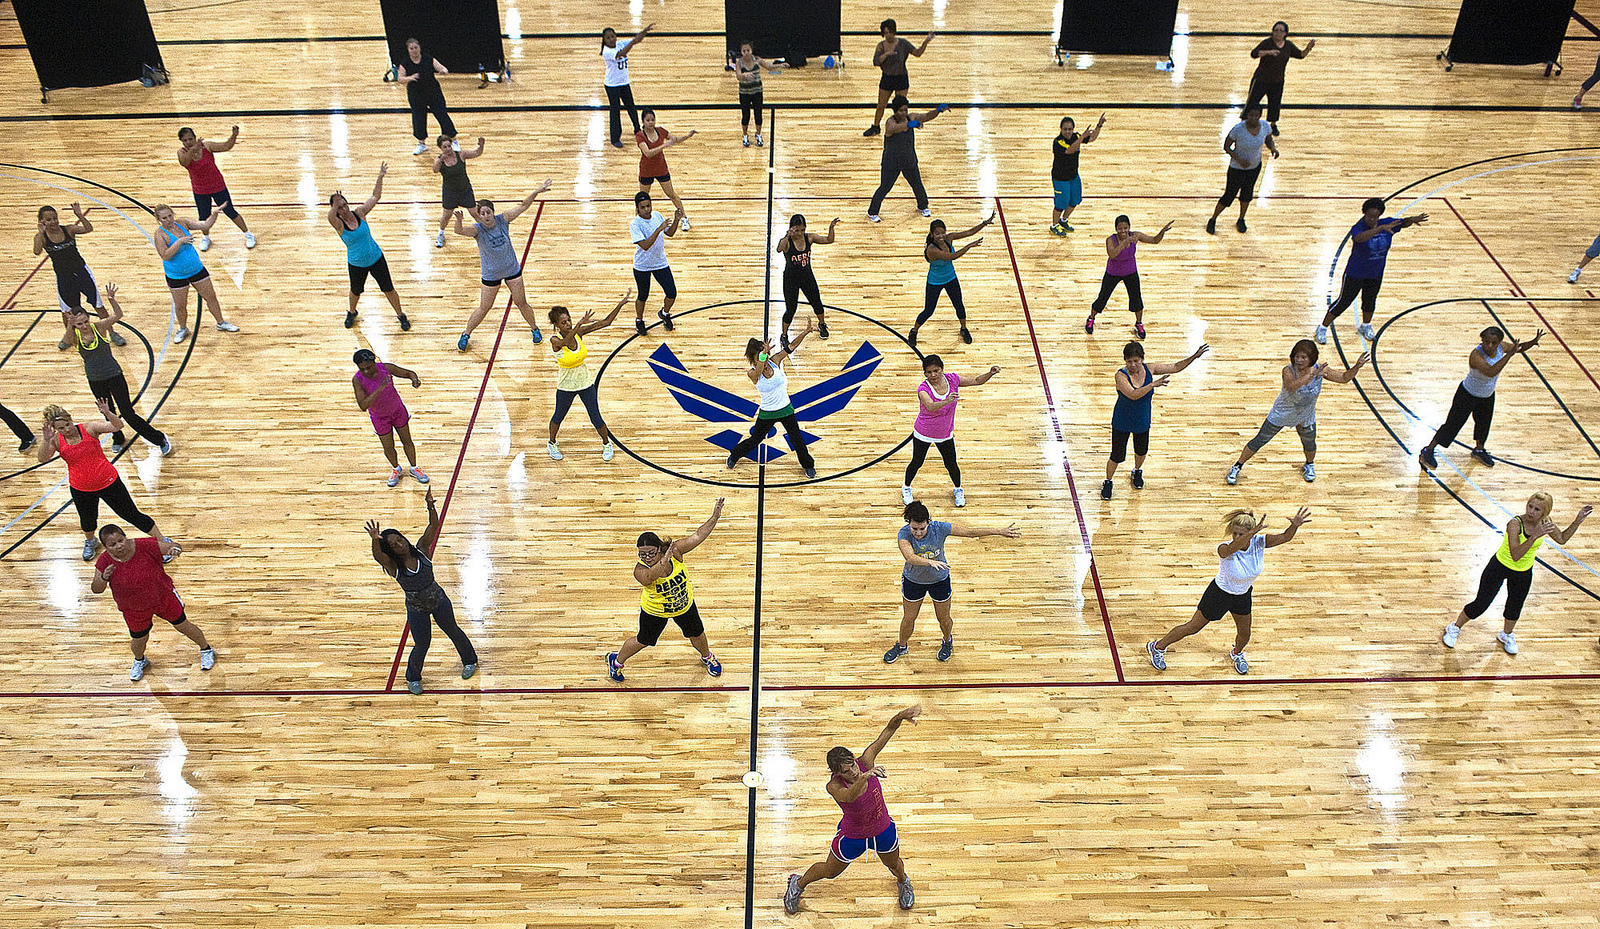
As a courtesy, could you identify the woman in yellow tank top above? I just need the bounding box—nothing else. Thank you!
[607,498,726,682]
[1444,492,1591,655]
[547,290,629,462]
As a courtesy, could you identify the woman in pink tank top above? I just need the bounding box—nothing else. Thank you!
[784,705,922,915]
[352,349,429,488]
[1086,213,1172,340]
[177,125,255,249]
[903,354,1001,508]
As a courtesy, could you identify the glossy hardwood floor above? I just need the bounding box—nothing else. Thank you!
[2,0,1600,926]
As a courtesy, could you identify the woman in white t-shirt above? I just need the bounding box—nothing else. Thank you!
[629,190,682,336]
[602,24,653,149]
[1145,506,1309,675]
[1206,104,1278,235]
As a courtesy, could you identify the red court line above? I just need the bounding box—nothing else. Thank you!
[0,255,50,312]
[1442,196,1600,396]
[238,194,1372,209]
[994,196,1124,682]
[383,201,546,692]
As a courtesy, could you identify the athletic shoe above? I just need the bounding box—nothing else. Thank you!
[606,652,625,682]
[548,442,563,461]
[702,653,723,676]
[1050,223,1067,237]
[173,327,190,344]
[1145,640,1167,670]
[610,140,625,149]
[897,878,915,910]
[936,638,953,662]
[462,662,478,679]
[867,214,882,223]
[1225,463,1241,485]
[1570,269,1583,283]
[863,124,881,136]
[200,647,216,671]
[907,328,918,347]
[657,309,674,331]
[387,467,402,487]
[1134,323,1146,339]
[1100,479,1113,500]
[1497,631,1518,655]
[1230,650,1250,675]
[1205,217,1217,235]
[198,234,211,251]
[130,658,150,681]
[804,466,817,479]
[161,539,181,564]
[1131,468,1144,489]
[398,314,411,331]
[1302,462,1316,482]
[18,436,37,453]
[109,330,127,347]
[784,875,802,915]
[111,443,124,455]
[1574,96,1584,110]
[244,232,257,249]
[883,643,909,664]
[1061,223,1074,232]
[215,321,239,332]
[1357,322,1376,341]
[953,487,966,507]
[1442,623,1460,648]
[451,140,461,152]
[1270,122,1280,136]
[780,332,791,353]
[726,453,738,470]
[434,230,446,248]
[531,326,544,344]
[58,333,73,350]
[920,208,932,218]
[82,537,99,561]
[960,328,973,344]
[634,319,648,337]
[817,319,829,339]
[1470,447,1496,467]
[344,310,357,329]
[408,466,429,484]
[1419,447,1437,469]
[1314,324,1329,345]
[412,142,429,155]
[679,216,691,231]
[902,486,914,505]
[407,679,423,695]
[602,442,615,462]
[1236,218,1248,233]
[1084,316,1095,334]
[457,332,470,351]
[742,134,751,147]
[755,133,764,147]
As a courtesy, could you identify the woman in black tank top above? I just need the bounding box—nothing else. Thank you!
[34,203,124,348]
[776,214,839,350]
[432,136,483,247]
[366,489,478,694]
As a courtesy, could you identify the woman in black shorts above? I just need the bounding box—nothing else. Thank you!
[34,203,124,349]
[433,135,483,248]
[329,163,409,330]
[152,204,236,343]
[865,20,934,136]
[776,214,838,350]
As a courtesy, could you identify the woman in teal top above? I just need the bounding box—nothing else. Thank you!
[908,215,991,347]
[329,163,408,331]
[152,203,236,344]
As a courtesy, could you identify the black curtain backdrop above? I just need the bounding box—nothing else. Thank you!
[379,0,505,74]
[725,0,842,61]
[1058,0,1178,57]
[14,0,163,92]
[1448,0,1574,65]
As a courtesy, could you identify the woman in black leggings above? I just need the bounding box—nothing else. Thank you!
[35,203,124,350]
[367,490,478,695]
[66,285,171,456]
[909,215,992,347]
[1575,51,1600,109]
[777,214,838,351]
[1,402,36,453]
[39,400,171,563]
[727,321,817,478]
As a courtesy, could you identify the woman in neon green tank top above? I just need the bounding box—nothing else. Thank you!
[1444,493,1591,655]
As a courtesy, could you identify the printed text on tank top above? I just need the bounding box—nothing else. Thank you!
[42,227,87,275]
[783,236,812,272]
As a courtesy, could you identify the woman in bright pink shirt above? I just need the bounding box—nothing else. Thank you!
[784,705,923,915]
[902,354,1000,508]
[352,349,429,488]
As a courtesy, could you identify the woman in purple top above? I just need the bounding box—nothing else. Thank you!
[1315,197,1428,345]
[784,705,923,916]
[352,349,429,488]
[901,354,1000,508]
[1086,214,1172,339]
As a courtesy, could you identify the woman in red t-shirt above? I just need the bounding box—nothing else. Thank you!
[636,108,697,229]
[37,400,171,563]
[92,524,212,682]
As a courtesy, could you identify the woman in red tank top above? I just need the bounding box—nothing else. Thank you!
[37,400,170,563]
[178,125,255,250]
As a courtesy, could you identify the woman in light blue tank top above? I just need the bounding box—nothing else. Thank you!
[909,214,993,348]
[1418,325,1542,470]
[450,181,552,352]
[152,203,236,344]
[1226,338,1366,486]
[328,163,408,331]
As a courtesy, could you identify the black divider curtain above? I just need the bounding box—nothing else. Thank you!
[14,0,163,93]
[379,0,505,73]
[1058,0,1178,56]
[1447,0,1573,65]
[725,0,842,60]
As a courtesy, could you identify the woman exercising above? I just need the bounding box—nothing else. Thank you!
[367,490,479,695]
[352,349,428,487]
[1225,339,1367,486]
[901,354,1000,508]
[153,203,237,343]
[547,291,629,462]
[726,320,817,478]
[38,400,173,563]
[329,163,408,330]
[66,285,171,456]
[777,214,838,350]
[453,183,551,351]
[1086,214,1172,339]
[908,215,991,347]
[35,203,123,349]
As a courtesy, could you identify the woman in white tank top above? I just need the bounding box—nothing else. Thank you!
[1417,325,1542,471]
[726,319,817,478]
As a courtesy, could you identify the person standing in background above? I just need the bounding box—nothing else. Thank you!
[1244,21,1314,136]
[602,24,654,149]
[865,20,933,137]
[397,37,455,156]
[1206,105,1278,235]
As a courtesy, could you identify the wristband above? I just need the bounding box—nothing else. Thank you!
[907,119,921,129]
[758,352,769,362]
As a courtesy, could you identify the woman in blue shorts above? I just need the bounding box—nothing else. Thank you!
[1050,113,1104,235]
[884,499,1019,665]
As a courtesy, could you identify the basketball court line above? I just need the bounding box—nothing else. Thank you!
[220,194,1372,210]
[380,202,545,691]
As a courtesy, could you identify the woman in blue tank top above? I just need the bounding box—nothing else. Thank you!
[1102,340,1208,499]
[450,181,551,352]
[329,163,409,331]
[152,203,237,344]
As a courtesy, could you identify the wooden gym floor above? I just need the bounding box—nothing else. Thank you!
[2,0,1599,926]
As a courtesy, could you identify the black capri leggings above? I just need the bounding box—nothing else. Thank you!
[916,279,967,327]
[349,256,395,295]
[56,267,99,311]
[1326,274,1382,320]
[782,270,824,327]
[1110,429,1150,463]
[1463,557,1534,622]
[1091,273,1144,313]
[1430,383,1495,449]
[408,85,456,142]
[1218,164,1262,208]
[551,383,605,433]
[633,267,678,302]
[729,413,815,471]
[1244,78,1285,123]
[905,437,960,486]
[739,91,765,128]
[1,401,34,443]
[88,374,166,450]
[194,190,241,222]
[71,477,155,535]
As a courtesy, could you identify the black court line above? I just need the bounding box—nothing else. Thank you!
[0,311,45,372]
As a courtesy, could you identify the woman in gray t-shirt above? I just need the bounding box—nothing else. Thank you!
[1226,338,1367,486]
[451,181,551,352]
[885,499,1019,665]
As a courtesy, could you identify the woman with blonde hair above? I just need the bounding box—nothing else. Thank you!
[1443,493,1591,655]
[1146,506,1310,675]
[152,203,236,344]
[37,400,174,562]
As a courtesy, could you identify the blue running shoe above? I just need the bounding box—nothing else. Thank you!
[606,652,625,682]
[936,638,953,662]
[456,332,470,351]
[531,327,544,344]
[702,653,722,677]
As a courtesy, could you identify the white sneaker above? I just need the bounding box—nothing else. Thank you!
[754,132,764,147]
[408,466,430,484]
[953,487,966,507]
[679,215,691,230]
[1497,631,1518,655]
[1569,269,1582,284]
[82,537,99,562]
[901,486,914,505]
[200,647,216,671]
[215,320,239,332]
[1303,462,1316,483]
[435,230,446,248]
[867,214,882,223]
[920,208,932,218]
[1225,463,1241,485]
[601,442,615,462]
[1314,324,1329,344]
[160,436,175,457]
[173,327,190,344]
[387,466,402,487]
[1357,322,1376,341]
[244,232,257,249]
[412,142,429,155]
[1229,651,1250,675]
[451,139,461,152]
[130,658,150,681]
[1442,623,1460,648]
[548,442,563,461]
[742,134,750,147]
[198,234,211,252]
